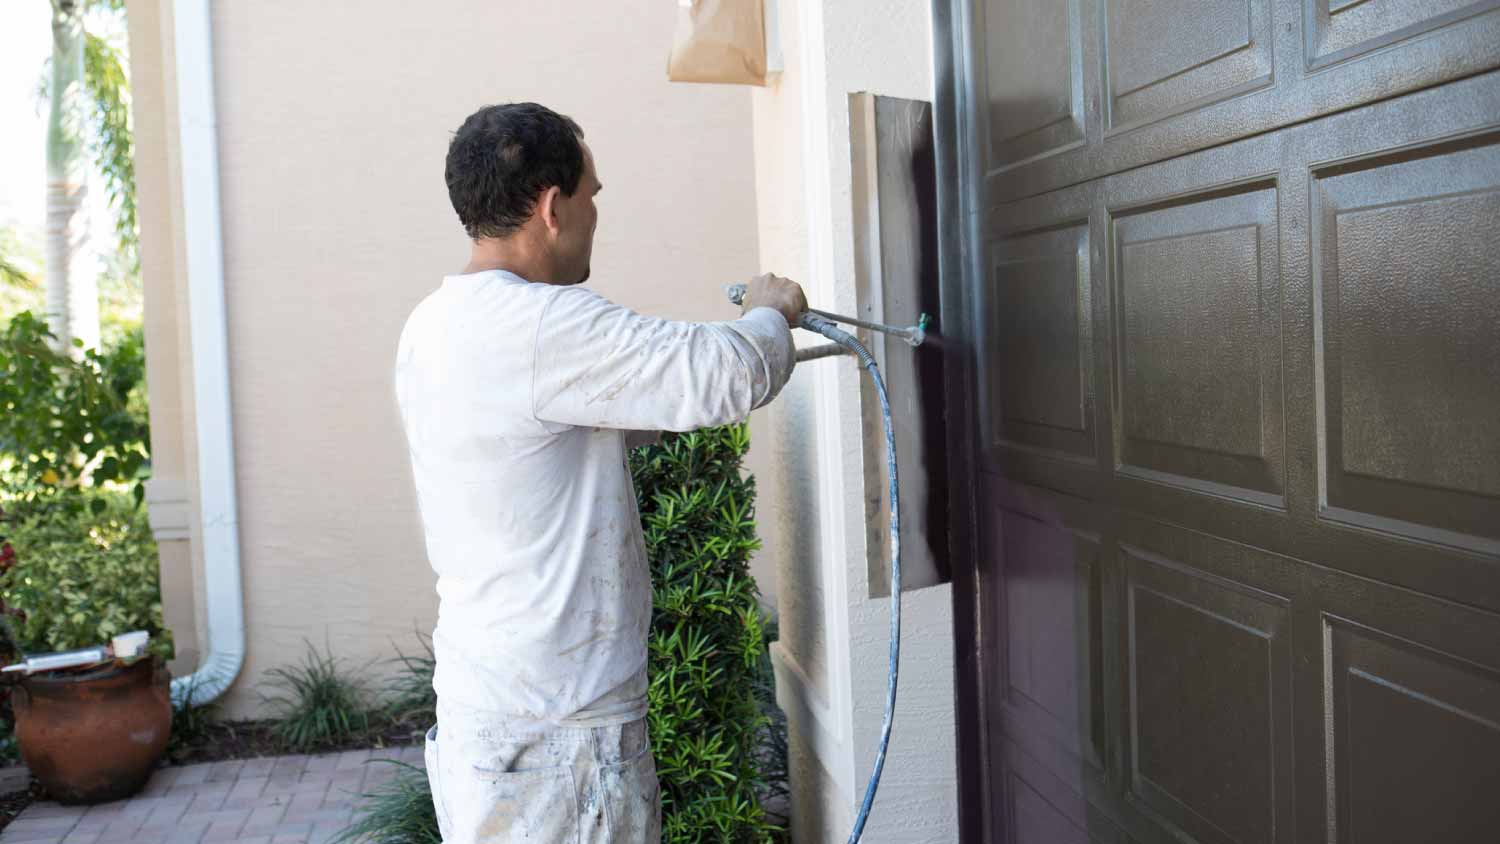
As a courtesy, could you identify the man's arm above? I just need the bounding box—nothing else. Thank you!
[531,286,796,433]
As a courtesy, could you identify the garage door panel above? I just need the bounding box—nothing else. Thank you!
[998,737,1132,844]
[1112,184,1285,507]
[1307,0,1500,68]
[997,510,1107,771]
[1103,0,1274,132]
[984,0,1088,169]
[1122,546,1294,844]
[1325,614,1500,843]
[1313,134,1500,553]
[988,223,1099,463]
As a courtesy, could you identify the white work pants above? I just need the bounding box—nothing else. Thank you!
[424,698,661,843]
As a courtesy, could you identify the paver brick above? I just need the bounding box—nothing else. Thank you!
[333,750,369,771]
[204,760,246,784]
[238,758,276,779]
[0,745,419,844]
[172,764,212,786]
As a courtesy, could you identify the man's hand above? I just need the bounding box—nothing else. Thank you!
[741,273,809,327]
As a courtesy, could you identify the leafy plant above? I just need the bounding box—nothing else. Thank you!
[81,21,137,272]
[261,639,374,751]
[381,630,436,731]
[631,425,781,843]
[331,760,441,844]
[166,669,223,758]
[0,489,172,661]
[752,618,789,813]
[0,227,40,298]
[0,312,150,516]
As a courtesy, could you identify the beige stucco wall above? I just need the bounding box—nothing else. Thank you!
[753,0,959,840]
[133,0,770,719]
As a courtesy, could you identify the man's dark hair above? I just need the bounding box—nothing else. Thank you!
[445,103,585,239]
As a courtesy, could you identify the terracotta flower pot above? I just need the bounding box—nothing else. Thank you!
[12,657,172,804]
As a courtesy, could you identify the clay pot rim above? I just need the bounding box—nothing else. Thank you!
[19,655,161,688]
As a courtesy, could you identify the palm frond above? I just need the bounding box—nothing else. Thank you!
[82,26,136,272]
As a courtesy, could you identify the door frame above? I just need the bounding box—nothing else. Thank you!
[930,1,993,841]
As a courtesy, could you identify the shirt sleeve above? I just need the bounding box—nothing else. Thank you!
[531,287,795,433]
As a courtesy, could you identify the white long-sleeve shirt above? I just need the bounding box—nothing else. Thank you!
[393,269,795,725]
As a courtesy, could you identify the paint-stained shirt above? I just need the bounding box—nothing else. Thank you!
[393,269,795,726]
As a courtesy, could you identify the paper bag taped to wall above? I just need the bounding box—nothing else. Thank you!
[668,0,768,86]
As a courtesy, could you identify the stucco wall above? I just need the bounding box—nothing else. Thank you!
[136,0,768,719]
[753,0,959,840]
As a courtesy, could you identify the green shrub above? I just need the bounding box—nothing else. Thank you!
[0,312,150,518]
[167,670,224,759]
[632,425,780,842]
[330,761,441,844]
[382,630,436,731]
[0,490,172,662]
[262,639,374,751]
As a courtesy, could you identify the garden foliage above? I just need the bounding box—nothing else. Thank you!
[0,490,171,662]
[631,425,780,842]
[0,312,150,516]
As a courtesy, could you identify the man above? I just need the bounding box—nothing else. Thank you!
[393,102,806,843]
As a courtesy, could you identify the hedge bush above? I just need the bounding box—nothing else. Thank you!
[631,424,780,842]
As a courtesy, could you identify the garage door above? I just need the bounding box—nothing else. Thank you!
[941,1,1500,841]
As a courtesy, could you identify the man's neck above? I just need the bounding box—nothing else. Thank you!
[463,234,558,283]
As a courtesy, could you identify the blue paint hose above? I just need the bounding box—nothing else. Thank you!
[724,284,912,842]
[796,312,901,844]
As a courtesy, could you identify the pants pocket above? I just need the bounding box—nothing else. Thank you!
[599,747,660,843]
[423,725,454,842]
[463,762,579,843]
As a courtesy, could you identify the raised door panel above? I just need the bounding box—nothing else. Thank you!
[1123,547,1293,844]
[988,224,1097,464]
[985,0,1087,169]
[1325,615,1500,843]
[1307,0,1500,67]
[1103,0,1273,132]
[1111,184,1284,508]
[1312,135,1500,554]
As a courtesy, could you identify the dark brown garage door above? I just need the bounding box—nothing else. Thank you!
[935,1,1500,841]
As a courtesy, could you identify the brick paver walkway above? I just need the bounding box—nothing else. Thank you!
[0,745,425,844]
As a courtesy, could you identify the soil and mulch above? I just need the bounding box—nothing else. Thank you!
[0,780,42,832]
[160,716,425,767]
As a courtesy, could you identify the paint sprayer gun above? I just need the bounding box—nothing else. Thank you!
[723,283,929,362]
[724,281,928,843]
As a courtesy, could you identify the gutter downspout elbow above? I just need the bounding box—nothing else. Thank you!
[169,0,245,708]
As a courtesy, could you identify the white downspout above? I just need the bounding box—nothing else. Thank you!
[168,0,244,708]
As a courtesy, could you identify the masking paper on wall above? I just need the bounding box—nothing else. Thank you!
[667,0,768,86]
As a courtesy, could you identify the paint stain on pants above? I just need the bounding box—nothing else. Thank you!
[424,699,661,843]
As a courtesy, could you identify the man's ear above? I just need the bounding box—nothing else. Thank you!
[537,186,563,236]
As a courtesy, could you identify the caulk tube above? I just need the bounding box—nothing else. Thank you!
[2,646,111,675]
